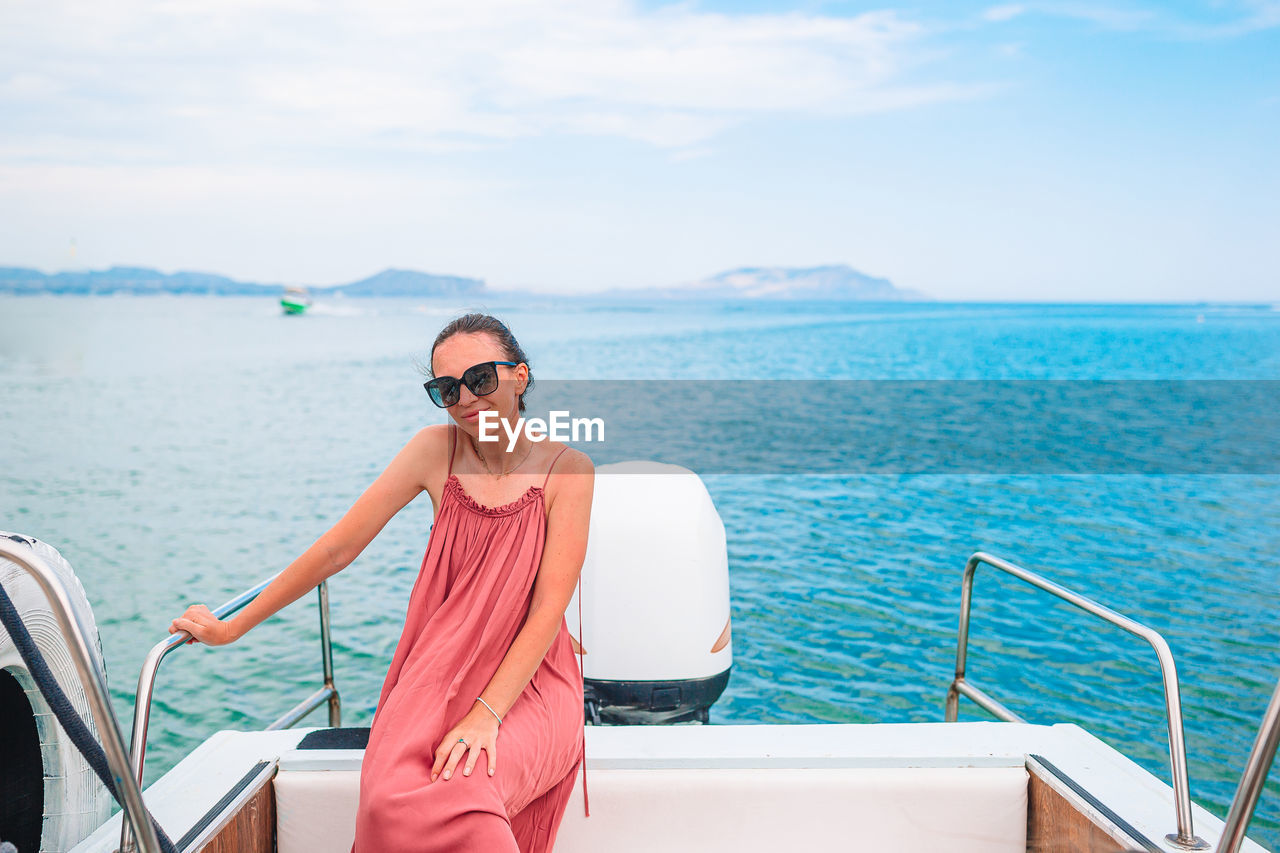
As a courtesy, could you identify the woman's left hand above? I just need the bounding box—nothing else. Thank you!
[432,705,500,782]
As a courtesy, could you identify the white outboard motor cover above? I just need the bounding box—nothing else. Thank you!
[566,461,731,723]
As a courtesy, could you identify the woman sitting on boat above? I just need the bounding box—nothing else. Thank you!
[169,312,595,852]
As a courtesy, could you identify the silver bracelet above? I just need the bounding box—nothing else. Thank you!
[476,696,502,726]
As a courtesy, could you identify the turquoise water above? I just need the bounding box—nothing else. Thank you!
[2,295,1278,847]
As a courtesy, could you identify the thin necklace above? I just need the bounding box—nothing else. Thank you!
[469,434,535,478]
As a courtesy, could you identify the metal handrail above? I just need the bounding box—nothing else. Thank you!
[945,551,1208,851]
[121,573,340,852]
[0,540,164,853]
[1215,674,1280,853]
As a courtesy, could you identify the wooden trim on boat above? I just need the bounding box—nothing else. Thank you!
[187,760,276,853]
[1026,755,1159,853]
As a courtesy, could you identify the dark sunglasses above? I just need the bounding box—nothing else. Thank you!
[423,361,518,408]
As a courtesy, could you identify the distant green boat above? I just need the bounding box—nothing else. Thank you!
[281,286,311,315]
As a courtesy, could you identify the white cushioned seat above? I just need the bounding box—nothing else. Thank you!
[274,763,1028,853]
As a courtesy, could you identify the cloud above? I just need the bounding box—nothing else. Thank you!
[0,0,993,163]
[1032,3,1159,31]
[977,0,1280,37]
[983,5,1027,22]
[1170,0,1280,37]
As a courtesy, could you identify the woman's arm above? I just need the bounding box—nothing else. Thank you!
[169,425,441,645]
[431,449,594,781]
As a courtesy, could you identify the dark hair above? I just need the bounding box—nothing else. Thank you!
[420,312,534,413]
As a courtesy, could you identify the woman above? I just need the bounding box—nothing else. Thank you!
[169,312,595,852]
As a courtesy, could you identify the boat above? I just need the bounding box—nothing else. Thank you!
[280,287,311,315]
[0,461,1277,853]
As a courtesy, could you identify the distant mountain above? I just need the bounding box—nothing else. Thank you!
[0,265,486,297]
[596,264,926,301]
[0,262,923,300]
[0,265,269,295]
[328,268,483,297]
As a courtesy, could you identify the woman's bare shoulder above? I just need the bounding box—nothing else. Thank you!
[544,445,592,516]
[405,423,450,457]
[406,424,452,489]
[414,422,450,445]
[563,446,594,472]
[547,442,593,473]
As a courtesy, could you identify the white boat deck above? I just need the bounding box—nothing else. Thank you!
[69,721,1266,853]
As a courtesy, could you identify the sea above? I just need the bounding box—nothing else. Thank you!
[1,294,1278,847]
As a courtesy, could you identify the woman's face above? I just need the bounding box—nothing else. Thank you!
[431,332,527,432]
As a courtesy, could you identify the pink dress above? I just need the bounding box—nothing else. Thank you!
[352,424,590,852]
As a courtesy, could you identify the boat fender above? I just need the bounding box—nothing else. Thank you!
[0,532,114,853]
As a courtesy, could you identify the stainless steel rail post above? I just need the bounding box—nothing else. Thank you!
[0,540,164,853]
[945,550,1208,850]
[265,578,341,730]
[121,574,340,852]
[1215,674,1280,853]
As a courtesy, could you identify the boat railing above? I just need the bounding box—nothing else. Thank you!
[1215,672,1280,853]
[0,539,165,853]
[121,572,340,852]
[9,534,1276,853]
[945,550,1208,850]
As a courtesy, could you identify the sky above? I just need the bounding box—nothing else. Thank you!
[0,0,1277,301]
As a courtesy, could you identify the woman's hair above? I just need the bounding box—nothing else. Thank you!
[421,313,534,413]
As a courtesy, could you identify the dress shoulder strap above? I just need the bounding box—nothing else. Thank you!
[578,572,590,816]
[447,423,457,478]
[542,445,570,490]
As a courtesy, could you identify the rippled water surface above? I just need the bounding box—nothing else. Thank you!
[2,295,1278,847]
